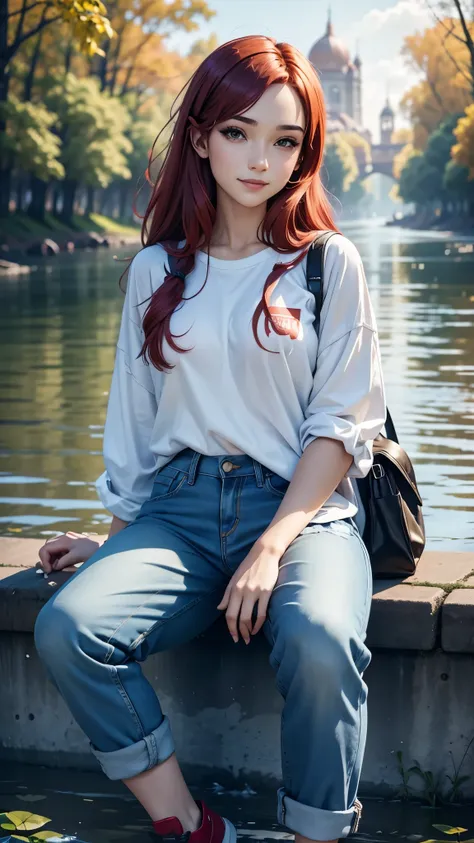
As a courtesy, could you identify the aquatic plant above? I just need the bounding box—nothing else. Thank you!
[396,738,473,805]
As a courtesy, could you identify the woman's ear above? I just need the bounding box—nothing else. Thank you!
[190,127,209,159]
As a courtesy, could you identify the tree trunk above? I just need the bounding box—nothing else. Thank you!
[62,179,77,224]
[97,38,110,91]
[64,32,74,75]
[99,185,110,214]
[0,0,10,216]
[118,182,132,220]
[23,9,47,101]
[28,174,47,221]
[51,183,62,216]
[15,174,28,212]
[85,185,96,216]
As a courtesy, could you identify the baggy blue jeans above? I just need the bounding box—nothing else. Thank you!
[34,449,373,841]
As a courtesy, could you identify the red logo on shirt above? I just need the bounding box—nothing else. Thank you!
[268,306,301,340]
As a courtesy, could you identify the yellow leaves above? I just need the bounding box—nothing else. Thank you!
[391,127,413,145]
[327,133,359,192]
[48,0,116,57]
[452,104,474,178]
[0,812,67,842]
[392,142,420,180]
[401,18,473,148]
[12,0,215,101]
[0,812,51,831]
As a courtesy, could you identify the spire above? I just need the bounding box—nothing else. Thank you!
[354,38,361,67]
[326,5,333,36]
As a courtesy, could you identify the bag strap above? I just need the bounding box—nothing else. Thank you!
[306,231,398,445]
[168,253,182,279]
[306,231,338,335]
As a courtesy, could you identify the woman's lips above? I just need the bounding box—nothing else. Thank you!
[238,179,269,190]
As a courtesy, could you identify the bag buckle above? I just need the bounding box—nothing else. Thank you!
[350,798,363,833]
[372,463,385,479]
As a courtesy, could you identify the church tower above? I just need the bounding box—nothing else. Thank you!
[380,98,395,144]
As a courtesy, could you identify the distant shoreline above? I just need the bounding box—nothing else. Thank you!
[387,210,474,239]
[0,212,142,271]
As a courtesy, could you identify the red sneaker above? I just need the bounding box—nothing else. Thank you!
[153,800,236,843]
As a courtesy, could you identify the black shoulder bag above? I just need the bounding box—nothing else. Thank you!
[306,231,426,578]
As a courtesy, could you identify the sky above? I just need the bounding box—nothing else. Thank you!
[167,0,434,142]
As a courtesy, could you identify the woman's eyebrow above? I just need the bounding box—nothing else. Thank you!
[228,115,304,133]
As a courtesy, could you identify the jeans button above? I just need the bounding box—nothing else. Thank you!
[222,461,234,473]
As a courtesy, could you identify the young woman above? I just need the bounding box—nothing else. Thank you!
[35,34,386,843]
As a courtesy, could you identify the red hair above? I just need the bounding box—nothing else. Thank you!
[135,35,339,372]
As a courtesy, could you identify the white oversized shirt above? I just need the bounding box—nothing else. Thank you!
[95,235,386,530]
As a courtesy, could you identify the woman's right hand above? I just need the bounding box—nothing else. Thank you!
[37,531,106,575]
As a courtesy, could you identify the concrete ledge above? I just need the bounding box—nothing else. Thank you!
[442,584,474,653]
[1,538,474,651]
[367,582,445,650]
[2,539,474,798]
[2,626,474,799]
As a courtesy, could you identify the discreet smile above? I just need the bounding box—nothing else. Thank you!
[238,179,269,190]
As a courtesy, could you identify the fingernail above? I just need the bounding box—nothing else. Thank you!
[233,637,238,643]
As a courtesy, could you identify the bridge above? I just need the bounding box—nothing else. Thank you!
[362,141,405,180]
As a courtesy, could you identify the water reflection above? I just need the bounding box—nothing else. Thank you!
[0,220,473,549]
[1,762,474,843]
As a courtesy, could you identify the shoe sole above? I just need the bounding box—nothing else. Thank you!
[222,818,237,843]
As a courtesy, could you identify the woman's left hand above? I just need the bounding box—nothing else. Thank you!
[217,541,282,644]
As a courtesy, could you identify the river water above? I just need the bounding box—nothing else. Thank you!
[0,219,473,549]
[2,760,474,843]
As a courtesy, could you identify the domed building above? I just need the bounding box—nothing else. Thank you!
[308,13,402,184]
[308,13,370,145]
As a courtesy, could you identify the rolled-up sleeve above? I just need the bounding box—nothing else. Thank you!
[299,236,386,480]
[95,254,160,522]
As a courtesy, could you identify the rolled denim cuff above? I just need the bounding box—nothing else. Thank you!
[277,787,363,839]
[90,715,175,780]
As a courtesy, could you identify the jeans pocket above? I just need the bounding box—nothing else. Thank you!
[264,472,290,498]
[150,466,187,501]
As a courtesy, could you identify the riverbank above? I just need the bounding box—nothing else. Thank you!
[388,208,474,236]
[3,761,473,843]
[0,211,142,269]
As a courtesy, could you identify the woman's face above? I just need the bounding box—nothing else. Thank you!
[191,83,306,208]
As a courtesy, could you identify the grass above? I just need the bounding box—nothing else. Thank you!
[1,211,141,247]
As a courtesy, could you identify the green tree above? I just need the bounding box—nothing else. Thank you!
[322,142,345,199]
[443,159,474,213]
[397,115,464,210]
[398,152,439,205]
[0,0,114,214]
[46,73,131,223]
[322,134,359,200]
[452,103,474,179]
[0,94,64,218]
[112,95,171,220]
[425,114,462,169]
[443,160,470,195]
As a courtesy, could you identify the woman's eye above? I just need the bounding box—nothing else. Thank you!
[220,127,245,141]
[219,128,299,149]
[277,138,299,148]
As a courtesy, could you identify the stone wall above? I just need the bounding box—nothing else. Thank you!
[1,538,474,799]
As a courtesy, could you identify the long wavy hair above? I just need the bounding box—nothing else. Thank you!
[134,34,338,372]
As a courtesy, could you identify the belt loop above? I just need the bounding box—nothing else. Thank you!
[187,451,201,485]
[252,459,264,488]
